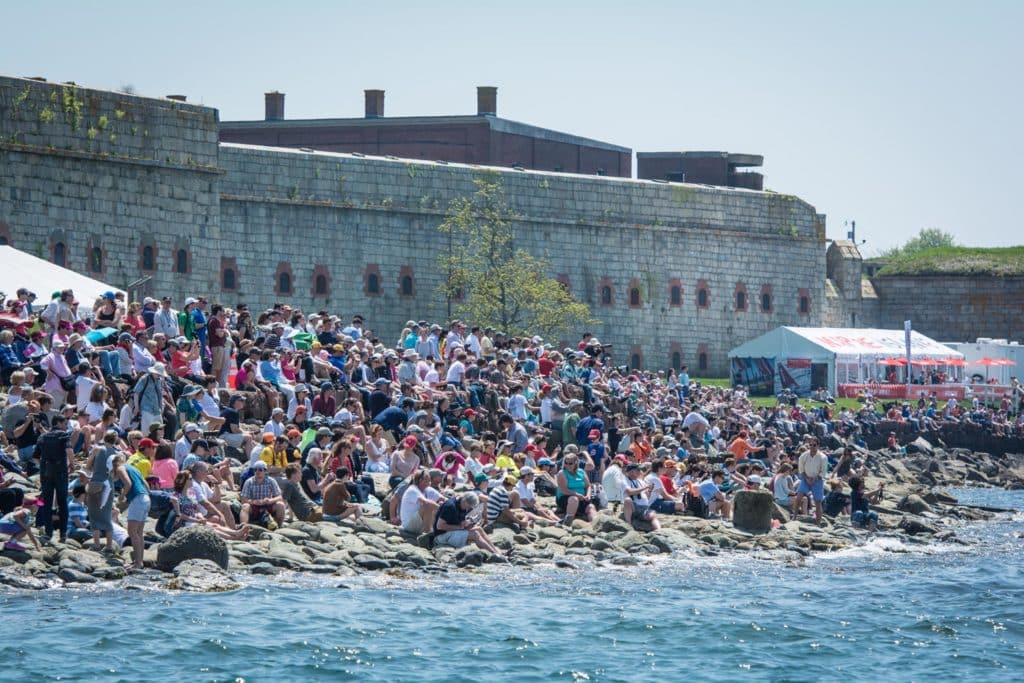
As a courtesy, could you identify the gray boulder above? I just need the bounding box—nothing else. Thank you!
[898,494,933,515]
[167,559,241,592]
[732,489,774,534]
[156,526,229,571]
[905,437,934,456]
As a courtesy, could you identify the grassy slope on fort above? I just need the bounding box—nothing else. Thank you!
[876,246,1024,276]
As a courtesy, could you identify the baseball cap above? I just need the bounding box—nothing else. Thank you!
[588,429,601,440]
[184,423,200,433]
[261,433,275,444]
[138,438,157,449]
[519,466,534,476]
[538,458,554,467]
[473,472,489,484]
[252,461,268,470]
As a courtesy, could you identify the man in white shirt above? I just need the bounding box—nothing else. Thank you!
[130,331,156,374]
[621,463,660,530]
[399,470,440,534]
[466,326,482,356]
[153,297,180,338]
[445,352,467,387]
[795,437,828,521]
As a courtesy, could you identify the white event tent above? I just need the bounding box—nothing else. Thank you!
[0,245,125,308]
[728,327,963,396]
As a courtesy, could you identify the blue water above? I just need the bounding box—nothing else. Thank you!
[2,489,1022,682]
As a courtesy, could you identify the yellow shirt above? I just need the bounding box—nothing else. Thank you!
[127,452,152,479]
[260,446,288,469]
[494,454,520,476]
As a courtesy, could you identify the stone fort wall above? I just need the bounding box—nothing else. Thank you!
[0,74,827,375]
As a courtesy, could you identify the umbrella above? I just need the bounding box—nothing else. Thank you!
[995,358,1017,366]
[939,357,967,367]
[876,357,907,366]
[972,358,1002,366]
[910,358,937,367]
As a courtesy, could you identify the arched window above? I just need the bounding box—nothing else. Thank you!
[736,290,746,311]
[631,353,641,370]
[53,242,66,267]
[697,288,708,308]
[799,295,810,314]
[761,292,772,312]
[222,268,236,290]
[278,271,292,295]
[698,352,708,371]
[89,246,103,273]
[142,245,155,271]
[175,248,188,274]
[671,351,681,370]
[601,286,613,305]
[629,287,641,307]
[400,275,414,297]
[0,236,7,245]
[367,272,380,295]
[314,274,328,295]
[670,285,682,306]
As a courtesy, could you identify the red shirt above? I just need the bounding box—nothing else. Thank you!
[659,475,679,497]
[208,316,226,348]
[538,357,555,377]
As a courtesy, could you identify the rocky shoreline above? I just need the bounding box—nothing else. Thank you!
[2,443,1023,592]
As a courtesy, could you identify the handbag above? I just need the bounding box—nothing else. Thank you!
[60,374,77,392]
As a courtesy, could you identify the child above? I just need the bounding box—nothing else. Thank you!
[849,475,883,531]
[0,496,42,551]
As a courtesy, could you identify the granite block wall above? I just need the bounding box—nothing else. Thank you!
[873,275,1024,344]
[0,74,827,375]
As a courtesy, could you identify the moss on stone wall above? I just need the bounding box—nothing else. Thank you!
[877,246,1024,276]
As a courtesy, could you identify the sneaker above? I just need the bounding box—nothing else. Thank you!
[3,541,27,552]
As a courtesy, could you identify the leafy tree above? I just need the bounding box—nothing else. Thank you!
[881,228,957,259]
[437,172,596,338]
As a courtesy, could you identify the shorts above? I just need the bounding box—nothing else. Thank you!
[651,499,678,514]
[403,514,424,535]
[0,522,22,534]
[434,530,469,548]
[852,510,879,527]
[126,494,151,522]
[796,477,825,502]
[556,495,591,518]
[221,432,245,449]
[630,503,655,521]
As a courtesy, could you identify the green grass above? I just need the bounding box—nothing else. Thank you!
[693,377,730,387]
[876,246,1024,276]
[694,378,862,410]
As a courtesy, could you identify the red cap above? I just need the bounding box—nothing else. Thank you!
[541,384,552,392]
[588,429,601,440]
[138,438,157,449]
[286,429,301,438]
[402,435,418,449]
[463,409,477,417]
[613,454,628,464]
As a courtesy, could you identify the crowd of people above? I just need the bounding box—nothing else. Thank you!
[2,285,1023,567]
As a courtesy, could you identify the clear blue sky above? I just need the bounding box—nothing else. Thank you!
[3,0,1021,254]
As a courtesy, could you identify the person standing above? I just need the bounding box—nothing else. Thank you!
[154,297,180,338]
[114,455,151,569]
[35,414,75,543]
[208,304,230,388]
[795,437,828,522]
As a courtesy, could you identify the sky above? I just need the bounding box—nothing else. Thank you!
[3,0,1021,255]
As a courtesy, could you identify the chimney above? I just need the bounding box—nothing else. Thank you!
[166,95,187,102]
[364,89,385,118]
[265,91,285,121]
[477,86,497,116]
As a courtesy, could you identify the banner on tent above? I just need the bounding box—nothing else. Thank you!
[730,357,776,395]
[776,358,813,396]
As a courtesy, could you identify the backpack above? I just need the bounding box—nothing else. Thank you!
[148,489,174,518]
[685,490,709,519]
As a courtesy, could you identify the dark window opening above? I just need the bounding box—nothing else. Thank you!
[142,245,154,271]
[400,275,414,296]
[601,286,613,305]
[762,293,772,312]
[314,274,328,295]
[222,268,236,290]
[175,248,188,274]
[629,288,641,307]
[697,288,708,308]
[698,352,708,371]
[54,242,66,267]
[278,271,292,294]
[89,246,103,273]
[799,295,810,313]
[736,291,746,311]
[670,285,681,306]
[671,351,681,370]
[367,272,380,295]
[0,236,8,245]
[630,354,641,370]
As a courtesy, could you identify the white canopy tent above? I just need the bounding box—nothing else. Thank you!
[728,327,964,396]
[0,245,125,309]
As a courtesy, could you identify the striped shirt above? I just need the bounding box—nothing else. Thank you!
[486,485,510,522]
[241,476,281,502]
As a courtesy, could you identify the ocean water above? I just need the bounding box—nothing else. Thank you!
[2,489,1022,683]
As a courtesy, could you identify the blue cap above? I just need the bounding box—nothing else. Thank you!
[102,291,116,300]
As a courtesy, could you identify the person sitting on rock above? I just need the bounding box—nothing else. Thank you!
[698,469,732,520]
[433,492,500,553]
[555,453,595,525]
[486,474,533,530]
[322,467,362,523]
[280,463,322,523]
[239,461,286,528]
[644,459,687,515]
[822,479,851,518]
[849,475,883,532]
[621,463,659,531]
[399,469,442,535]
[513,466,559,523]
[0,495,42,552]
[772,463,796,512]
[172,470,249,540]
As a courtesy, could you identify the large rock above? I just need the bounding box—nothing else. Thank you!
[905,437,934,456]
[897,494,933,515]
[167,559,241,592]
[156,526,229,571]
[732,489,774,534]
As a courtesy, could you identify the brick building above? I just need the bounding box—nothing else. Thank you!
[219,86,632,178]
